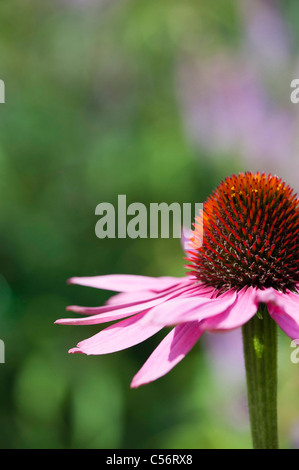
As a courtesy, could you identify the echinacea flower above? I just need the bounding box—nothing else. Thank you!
[56,172,299,390]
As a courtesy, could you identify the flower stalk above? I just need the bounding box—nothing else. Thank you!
[242,306,279,449]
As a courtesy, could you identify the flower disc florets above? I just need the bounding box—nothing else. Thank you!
[187,172,299,293]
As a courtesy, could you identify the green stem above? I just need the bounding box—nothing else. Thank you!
[242,307,278,449]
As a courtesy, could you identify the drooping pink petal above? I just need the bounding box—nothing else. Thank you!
[254,287,280,305]
[57,281,202,325]
[105,290,161,306]
[55,307,151,326]
[270,310,299,340]
[147,290,237,326]
[70,281,195,315]
[69,311,163,355]
[202,287,258,331]
[64,288,183,316]
[256,288,299,339]
[106,279,202,305]
[131,322,203,388]
[68,274,186,293]
[65,295,162,315]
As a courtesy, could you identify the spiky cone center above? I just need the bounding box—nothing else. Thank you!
[186,172,299,293]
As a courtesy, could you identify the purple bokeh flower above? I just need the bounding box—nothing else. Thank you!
[177,0,299,189]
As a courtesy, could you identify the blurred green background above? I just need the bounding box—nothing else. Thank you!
[0,0,299,449]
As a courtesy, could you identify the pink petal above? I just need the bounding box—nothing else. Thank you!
[106,290,160,306]
[55,307,150,326]
[65,294,161,315]
[69,311,163,355]
[104,282,202,306]
[257,289,299,340]
[57,281,201,325]
[147,290,237,326]
[202,287,257,331]
[131,322,203,388]
[67,281,193,315]
[68,274,186,293]
[255,287,281,305]
[60,293,176,321]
